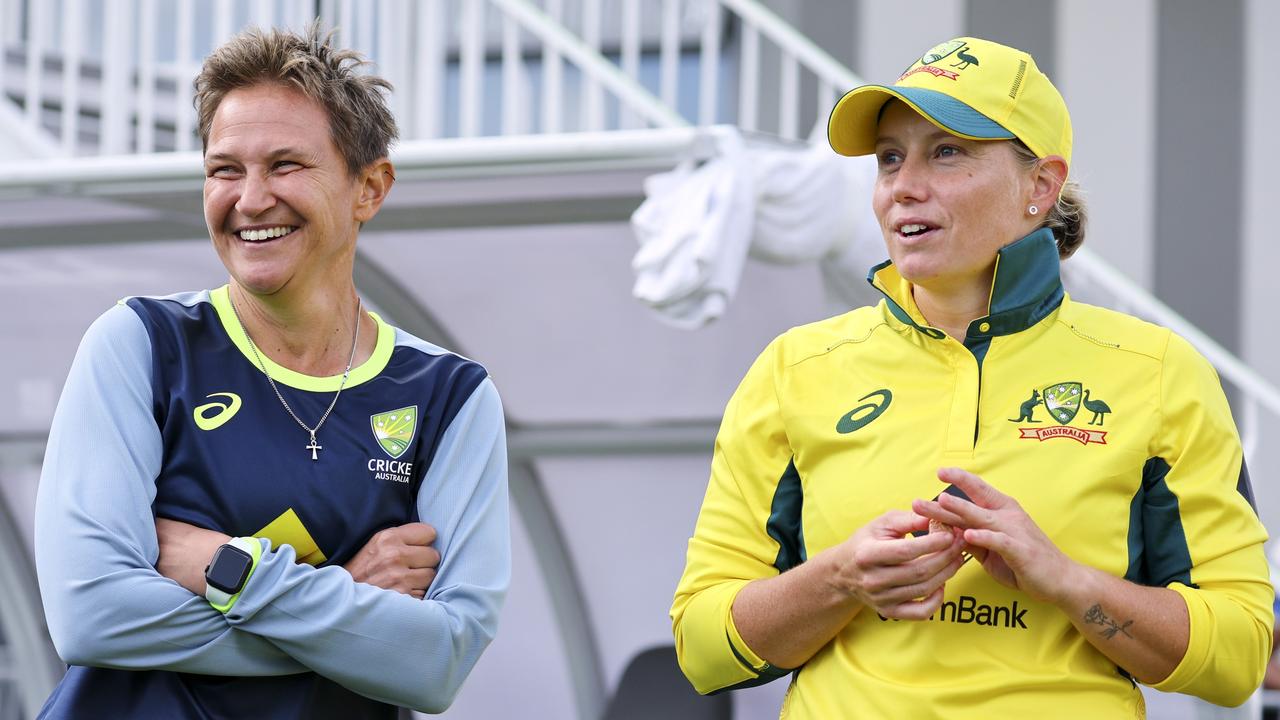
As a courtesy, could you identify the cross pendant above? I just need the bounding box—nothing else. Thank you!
[306,433,322,461]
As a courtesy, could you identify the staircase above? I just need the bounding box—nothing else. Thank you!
[0,0,858,157]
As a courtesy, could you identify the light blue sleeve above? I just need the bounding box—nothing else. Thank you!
[34,303,306,675]
[225,377,510,713]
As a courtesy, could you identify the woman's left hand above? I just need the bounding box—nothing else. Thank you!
[156,518,231,596]
[911,467,1078,605]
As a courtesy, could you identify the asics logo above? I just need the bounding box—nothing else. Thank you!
[194,392,242,431]
[836,389,892,434]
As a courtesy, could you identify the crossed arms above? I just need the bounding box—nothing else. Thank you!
[35,304,510,712]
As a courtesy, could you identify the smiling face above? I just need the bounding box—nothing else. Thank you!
[872,100,1038,295]
[203,82,371,299]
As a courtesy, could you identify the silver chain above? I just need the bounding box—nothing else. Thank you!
[228,291,362,461]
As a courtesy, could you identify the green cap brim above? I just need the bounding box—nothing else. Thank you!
[828,85,1014,157]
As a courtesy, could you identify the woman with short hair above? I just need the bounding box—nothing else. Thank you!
[35,25,509,719]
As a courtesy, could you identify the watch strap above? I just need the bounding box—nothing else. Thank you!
[206,536,262,614]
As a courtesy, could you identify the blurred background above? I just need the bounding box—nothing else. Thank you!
[0,1,1277,718]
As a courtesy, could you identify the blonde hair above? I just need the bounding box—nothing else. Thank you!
[1010,140,1087,259]
[194,22,398,176]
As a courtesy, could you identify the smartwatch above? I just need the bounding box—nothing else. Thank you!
[204,537,261,613]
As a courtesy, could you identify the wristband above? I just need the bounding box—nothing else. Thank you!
[204,537,262,614]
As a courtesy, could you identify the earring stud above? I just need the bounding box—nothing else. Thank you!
[1028,205,1039,216]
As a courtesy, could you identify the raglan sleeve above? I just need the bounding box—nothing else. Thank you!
[34,303,305,675]
[1145,332,1272,706]
[221,376,510,714]
[670,335,800,694]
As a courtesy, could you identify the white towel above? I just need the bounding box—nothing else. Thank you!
[630,128,883,328]
[630,131,753,329]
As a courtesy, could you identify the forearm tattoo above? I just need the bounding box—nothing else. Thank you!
[1083,603,1133,639]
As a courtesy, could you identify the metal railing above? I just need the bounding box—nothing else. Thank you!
[0,0,863,157]
[0,0,695,157]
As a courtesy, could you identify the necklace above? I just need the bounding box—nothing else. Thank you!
[229,292,362,461]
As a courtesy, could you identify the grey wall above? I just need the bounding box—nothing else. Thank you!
[1154,0,1244,354]
[966,0,1056,78]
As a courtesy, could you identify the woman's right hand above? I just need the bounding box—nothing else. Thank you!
[342,522,440,599]
[826,510,966,620]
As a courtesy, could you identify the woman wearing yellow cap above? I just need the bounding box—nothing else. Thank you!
[671,37,1270,717]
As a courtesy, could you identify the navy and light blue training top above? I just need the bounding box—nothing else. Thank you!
[34,286,510,719]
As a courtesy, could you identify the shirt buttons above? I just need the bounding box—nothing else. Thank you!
[978,322,991,333]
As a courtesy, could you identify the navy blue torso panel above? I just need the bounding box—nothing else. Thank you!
[40,292,487,720]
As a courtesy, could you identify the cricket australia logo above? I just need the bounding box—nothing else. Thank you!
[1010,382,1111,446]
[900,39,977,82]
[368,406,418,483]
[372,406,418,458]
[921,40,965,65]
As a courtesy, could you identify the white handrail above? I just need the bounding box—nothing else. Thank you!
[22,0,43,128]
[1242,396,1259,466]
[59,0,81,156]
[738,23,759,131]
[0,0,691,155]
[459,0,484,138]
[414,0,444,140]
[541,0,563,133]
[137,0,158,154]
[493,0,689,130]
[0,86,58,159]
[778,51,798,139]
[581,0,604,132]
[659,0,680,109]
[174,0,196,152]
[100,2,131,155]
[619,0,641,130]
[0,126,724,189]
[698,1,722,126]
[501,13,525,136]
[718,0,859,91]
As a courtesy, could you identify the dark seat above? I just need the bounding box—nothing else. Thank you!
[603,645,732,720]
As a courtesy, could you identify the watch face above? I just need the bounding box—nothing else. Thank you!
[206,545,253,594]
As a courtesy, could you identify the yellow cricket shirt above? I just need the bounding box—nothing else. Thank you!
[671,229,1272,718]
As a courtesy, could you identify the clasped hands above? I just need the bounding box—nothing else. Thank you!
[830,467,1077,620]
[155,519,440,600]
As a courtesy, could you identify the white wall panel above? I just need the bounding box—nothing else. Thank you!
[1242,0,1280,561]
[1244,0,1280,387]
[1056,0,1157,290]
[855,0,965,86]
[537,455,711,698]
[362,224,829,425]
[429,502,576,719]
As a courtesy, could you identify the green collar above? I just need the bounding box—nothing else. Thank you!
[866,227,1065,342]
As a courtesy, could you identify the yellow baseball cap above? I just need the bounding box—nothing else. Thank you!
[828,37,1072,168]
